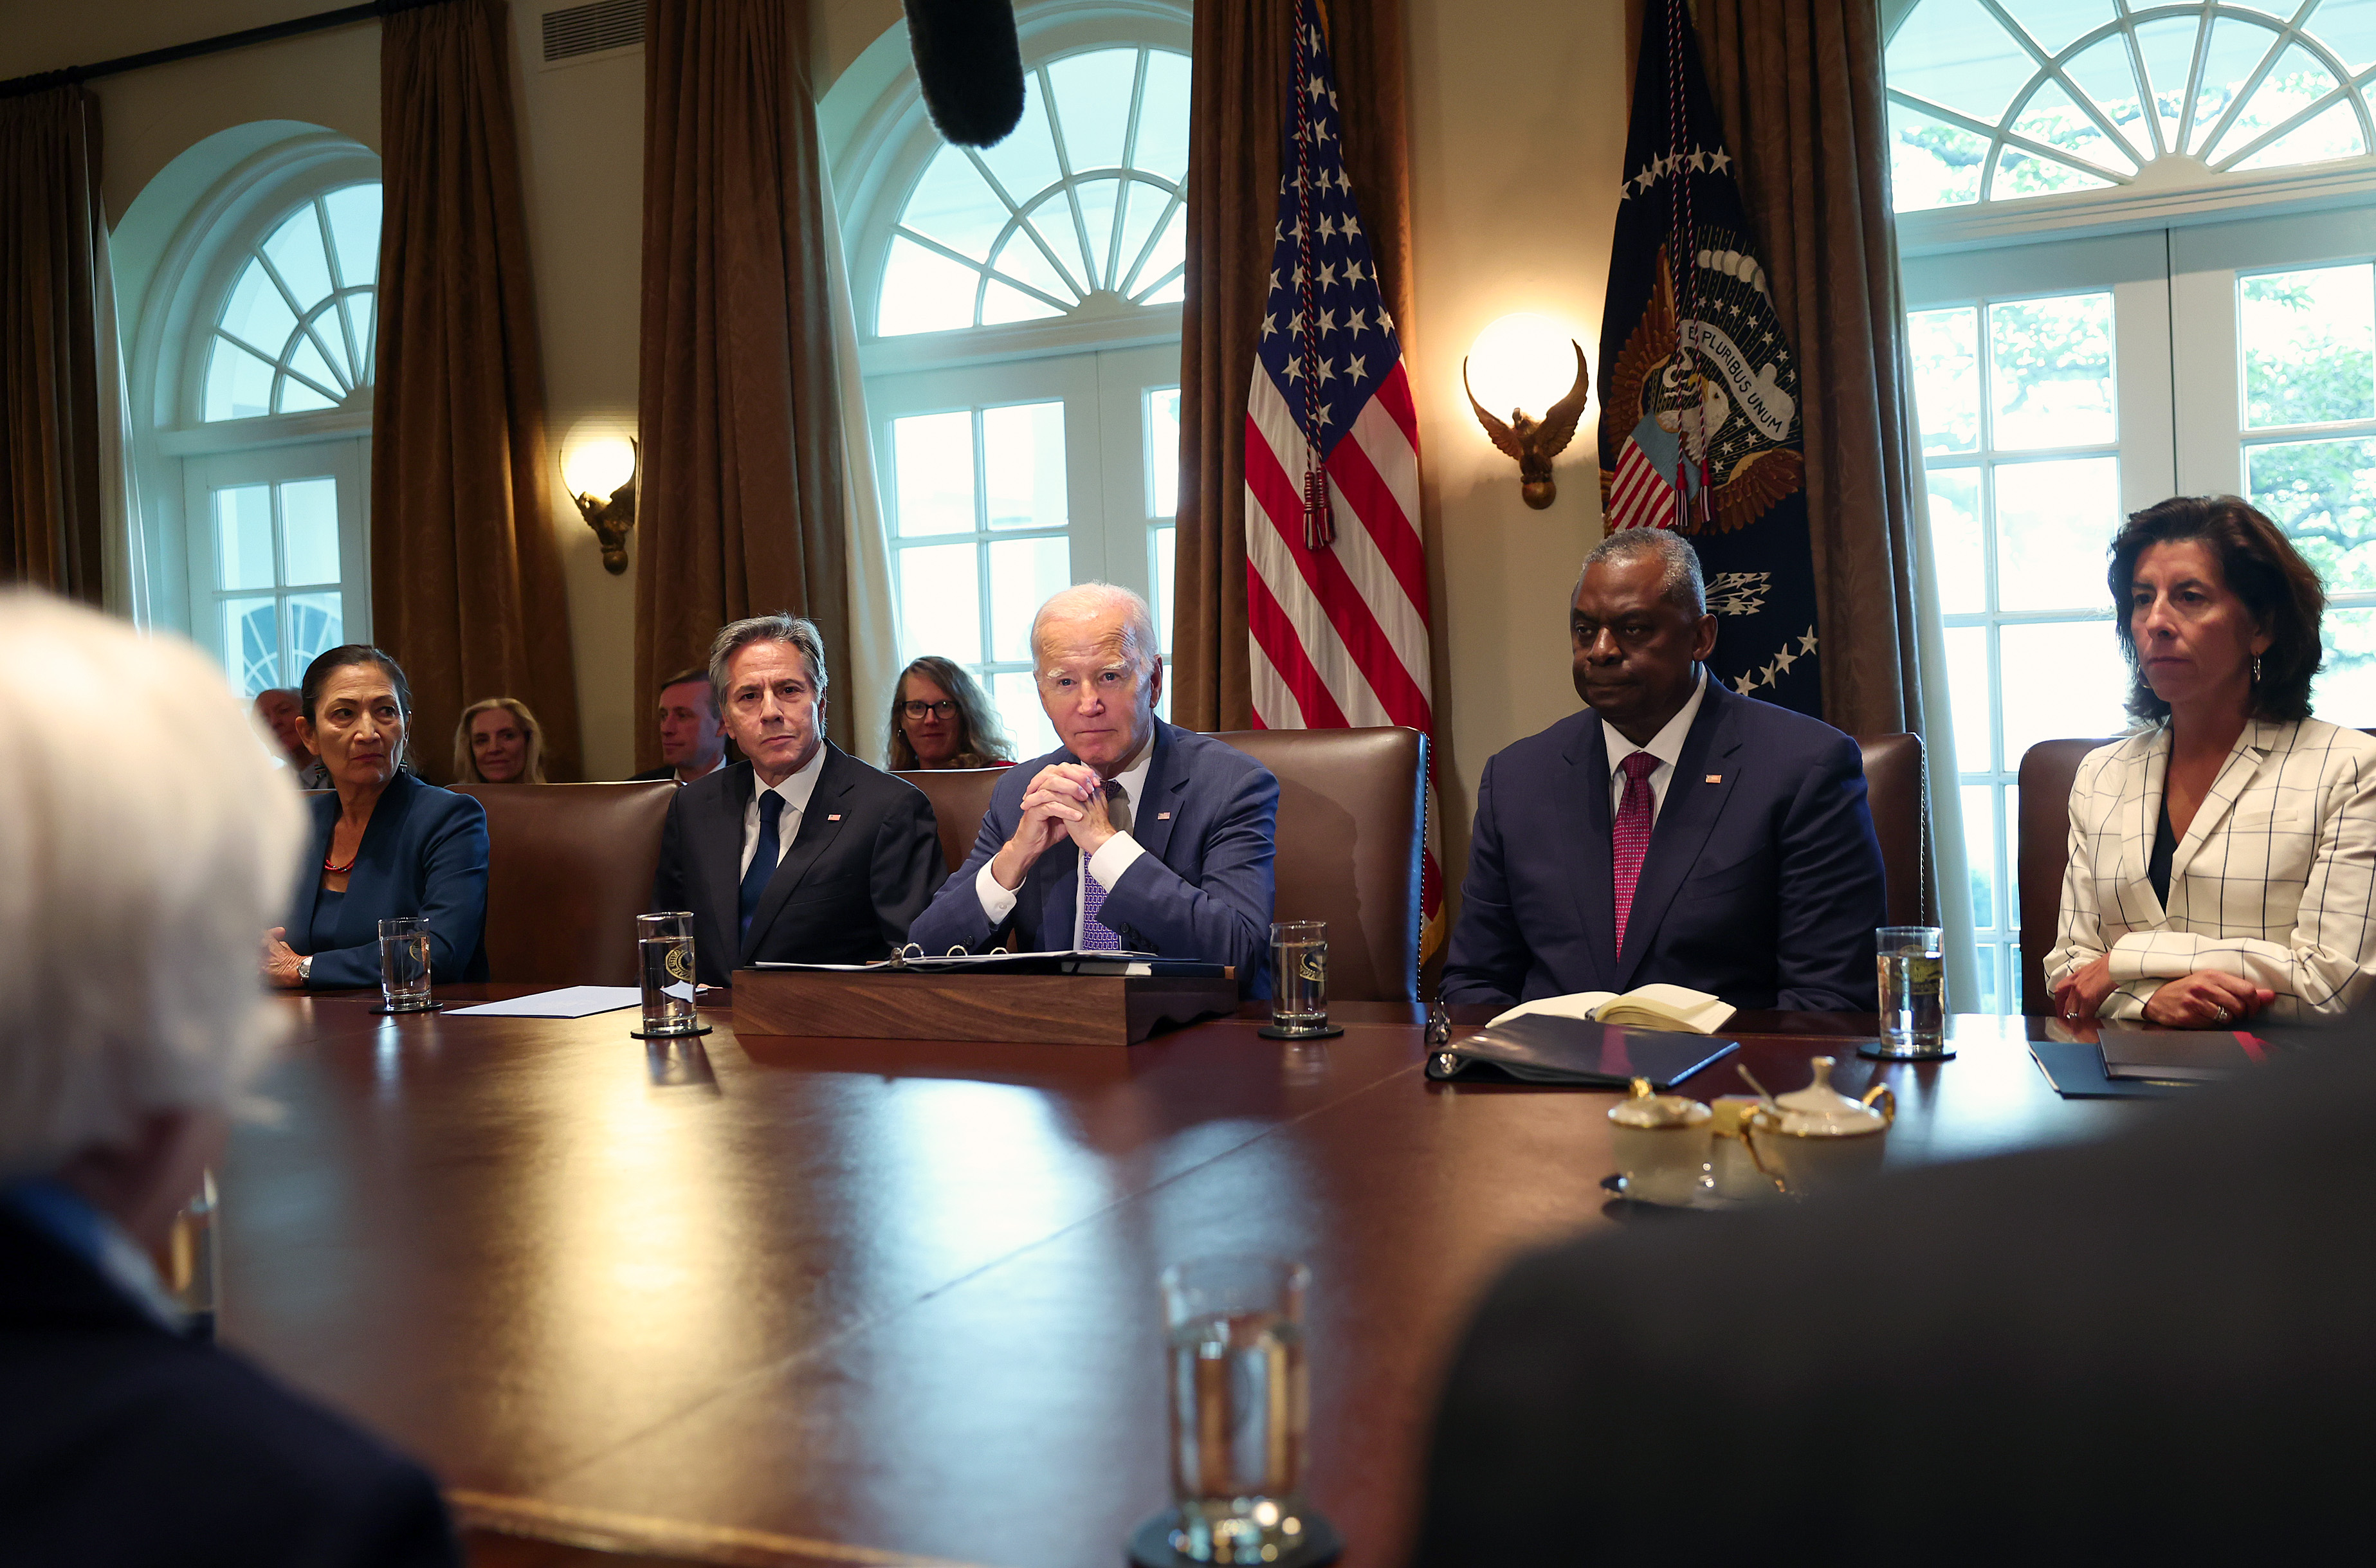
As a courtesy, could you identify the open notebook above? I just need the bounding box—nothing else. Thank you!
[1489,983,1735,1036]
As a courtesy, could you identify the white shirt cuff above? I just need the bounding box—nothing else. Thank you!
[1088,831,1146,891]
[975,859,1019,924]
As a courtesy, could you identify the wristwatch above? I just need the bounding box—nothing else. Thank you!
[297,955,313,985]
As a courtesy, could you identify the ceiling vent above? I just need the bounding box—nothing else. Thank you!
[541,0,642,68]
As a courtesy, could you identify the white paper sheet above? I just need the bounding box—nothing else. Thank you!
[444,986,643,1019]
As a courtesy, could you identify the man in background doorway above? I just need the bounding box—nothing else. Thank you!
[630,667,727,786]
[253,688,329,789]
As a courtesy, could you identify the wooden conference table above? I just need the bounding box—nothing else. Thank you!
[220,989,2142,1568]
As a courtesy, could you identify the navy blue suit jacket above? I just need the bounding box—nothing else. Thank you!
[906,721,1279,995]
[0,1206,460,1567]
[291,772,489,990]
[1441,680,1887,1012]
[652,744,946,987]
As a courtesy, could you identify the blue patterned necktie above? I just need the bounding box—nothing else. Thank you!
[739,790,785,939]
[1079,779,1128,951]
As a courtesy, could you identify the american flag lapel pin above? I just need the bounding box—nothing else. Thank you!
[1157,810,1172,820]
[1705,774,1723,784]
[827,814,842,821]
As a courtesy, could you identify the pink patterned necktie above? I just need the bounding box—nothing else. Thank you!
[1611,751,1660,960]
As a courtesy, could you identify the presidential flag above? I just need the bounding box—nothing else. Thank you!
[1597,0,1820,713]
[1244,0,1441,946]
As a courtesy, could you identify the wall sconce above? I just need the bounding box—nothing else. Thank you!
[562,425,639,574]
[1463,313,1591,510]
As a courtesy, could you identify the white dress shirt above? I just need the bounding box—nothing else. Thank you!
[738,743,827,878]
[1602,669,1708,824]
[974,736,1156,946]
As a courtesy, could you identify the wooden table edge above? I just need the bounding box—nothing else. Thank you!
[450,1489,1003,1568]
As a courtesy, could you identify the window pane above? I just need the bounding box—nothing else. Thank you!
[1131,206,1186,304]
[902,147,1009,264]
[988,536,1072,663]
[2134,15,2198,153]
[1047,48,1139,173]
[878,237,979,336]
[892,411,976,537]
[1115,185,1174,296]
[1988,293,2114,450]
[982,402,1067,531]
[2233,97,2366,170]
[215,485,276,590]
[223,596,282,697]
[1153,524,1177,657]
[1998,619,2128,766]
[204,338,277,423]
[1993,456,2121,612]
[2248,435,2376,592]
[1907,306,1980,454]
[2242,264,2375,428]
[2063,35,2152,161]
[2314,606,2376,725]
[1961,781,1998,931]
[991,228,1081,310]
[1926,467,1984,614]
[280,477,342,586]
[285,333,345,402]
[304,308,352,388]
[1886,101,1986,213]
[977,73,1064,207]
[287,592,344,683]
[1025,192,1092,298]
[897,542,983,665]
[2211,45,2352,166]
[1884,0,2035,123]
[1133,51,1191,182]
[1944,623,1993,772]
[2009,80,2135,178]
[1995,0,2112,59]
[277,369,338,415]
[1147,387,1181,518]
[1140,270,1185,306]
[1074,177,1123,291]
[2189,15,2282,157]
[218,257,297,360]
[322,184,381,289]
[992,670,1059,760]
[1971,941,2002,1016]
[1992,145,2117,201]
[983,277,1068,325]
[263,203,334,309]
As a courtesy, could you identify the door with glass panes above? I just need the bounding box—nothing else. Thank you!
[866,343,1180,759]
[182,439,370,700]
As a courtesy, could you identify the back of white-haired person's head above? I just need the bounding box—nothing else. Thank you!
[1030,582,1160,674]
[0,592,306,1181]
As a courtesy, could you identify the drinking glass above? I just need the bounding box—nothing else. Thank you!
[1876,925,1946,1057]
[165,1169,219,1342]
[1268,921,1328,1034]
[1162,1256,1312,1565]
[637,911,702,1037]
[378,916,433,1012]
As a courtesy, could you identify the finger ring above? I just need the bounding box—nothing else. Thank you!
[2209,1004,2232,1023]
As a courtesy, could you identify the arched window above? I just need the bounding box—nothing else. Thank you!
[1888,0,2376,212]
[120,128,378,699]
[834,6,1189,756]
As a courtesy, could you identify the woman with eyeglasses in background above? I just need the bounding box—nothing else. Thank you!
[884,655,1016,770]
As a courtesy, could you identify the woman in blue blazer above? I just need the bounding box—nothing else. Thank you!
[260,646,489,990]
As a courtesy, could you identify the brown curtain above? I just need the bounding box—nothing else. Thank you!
[0,84,106,603]
[634,0,852,761]
[1173,0,1414,731]
[374,0,582,780]
[1699,0,1924,736]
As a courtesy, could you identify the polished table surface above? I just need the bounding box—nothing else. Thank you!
[221,991,2142,1567]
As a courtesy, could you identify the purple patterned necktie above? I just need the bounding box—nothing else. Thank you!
[1080,780,1128,951]
[1612,751,1659,961]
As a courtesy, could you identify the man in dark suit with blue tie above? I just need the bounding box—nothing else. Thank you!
[906,583,1278,994]
[652,615,945,986]
[1441,529,1886,1012]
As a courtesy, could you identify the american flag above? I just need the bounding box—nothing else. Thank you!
[1244,0,1441,945]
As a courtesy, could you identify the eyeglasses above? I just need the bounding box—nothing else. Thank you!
[900,699,958,720]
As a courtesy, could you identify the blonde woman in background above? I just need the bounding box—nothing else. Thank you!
[452,697,547,784]
[885,656,1016,770]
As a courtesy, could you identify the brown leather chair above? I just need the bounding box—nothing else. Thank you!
[2016,738,2121,1013]
[1856,733,1926,929]
[452,782,676,986]
[1211,727,1427,1004]
[894,767,1010,875]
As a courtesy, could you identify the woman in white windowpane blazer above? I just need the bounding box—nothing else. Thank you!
[2047,496,2376,1028]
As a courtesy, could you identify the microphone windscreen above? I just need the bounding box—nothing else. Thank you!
[902,0,1027,149]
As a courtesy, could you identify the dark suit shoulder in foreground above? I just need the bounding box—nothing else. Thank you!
[0,1208,459,1568]
[1441,682,1885,1012]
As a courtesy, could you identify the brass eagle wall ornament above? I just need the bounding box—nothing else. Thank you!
[1464,340,1591,509]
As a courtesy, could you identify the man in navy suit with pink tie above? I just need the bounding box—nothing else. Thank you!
[1441,529,1887,1013]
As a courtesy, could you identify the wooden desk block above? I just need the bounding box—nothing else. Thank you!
[729,967,1241,1046]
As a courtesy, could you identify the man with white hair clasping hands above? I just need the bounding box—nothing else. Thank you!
[906,583,1280,994]
[0,592,460,1566]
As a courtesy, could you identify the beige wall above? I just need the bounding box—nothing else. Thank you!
[11,0,1634,848]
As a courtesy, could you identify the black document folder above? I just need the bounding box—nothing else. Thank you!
[1425,1012,1738,1089]
[2028,1040,2182,1100]
[2097,1027,2265,1082]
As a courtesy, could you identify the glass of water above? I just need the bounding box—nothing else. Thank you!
[1268,921,1329,1035]
[1876,925,1946,1057]
[1161,1255,1312,1565]
[637,911,702,1037]
[377,916,433,1012]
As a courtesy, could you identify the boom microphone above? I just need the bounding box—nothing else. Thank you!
[902,0,1027,148]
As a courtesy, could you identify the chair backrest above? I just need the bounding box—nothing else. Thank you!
[894,767,1009,875]
[1856,733,1925,929]
[1209,726,1427,1003]
[2015,738,2119,1013]
[451,782,676,986]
